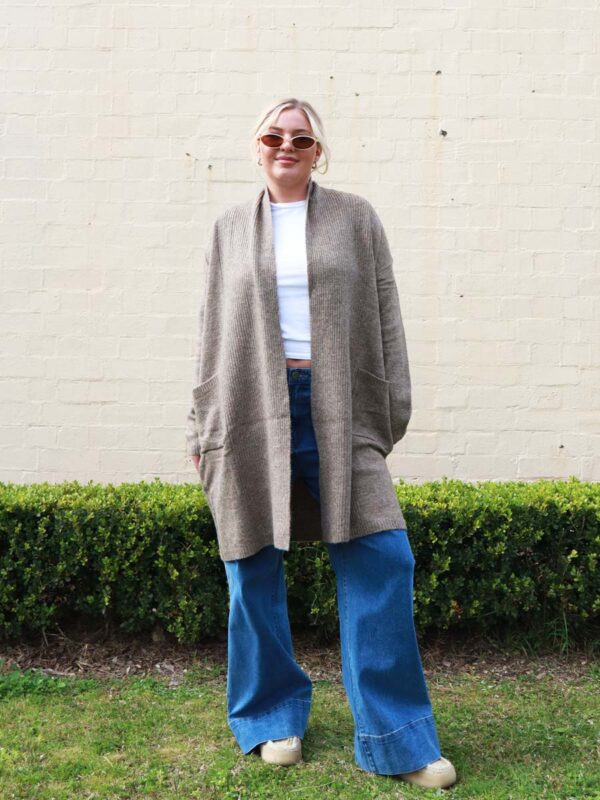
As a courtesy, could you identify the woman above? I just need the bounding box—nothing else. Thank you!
[185,98,457,789]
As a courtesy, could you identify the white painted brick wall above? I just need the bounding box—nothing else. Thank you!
[1,0,598,486]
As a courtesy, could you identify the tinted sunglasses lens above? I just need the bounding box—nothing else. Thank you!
[260,134,283,147]
[260,133,316,149]
[293,136,315,149]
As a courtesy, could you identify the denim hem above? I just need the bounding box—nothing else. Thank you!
[354,713,442,775]
[228,699,312,756]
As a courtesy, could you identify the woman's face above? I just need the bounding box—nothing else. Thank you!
[256,107,322,188]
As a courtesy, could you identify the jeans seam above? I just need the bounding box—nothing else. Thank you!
[358,713,435,740]
[272,548,291,650]
[228,698,311,726]
[339,547,377,773]
[272,557,284,647]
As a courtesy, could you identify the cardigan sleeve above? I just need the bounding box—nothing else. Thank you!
[184,281,205,456]
[185,221,222,457]
[371,206,412,445]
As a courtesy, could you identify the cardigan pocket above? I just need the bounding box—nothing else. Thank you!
[351,367,394,455]
[192,372,228,454]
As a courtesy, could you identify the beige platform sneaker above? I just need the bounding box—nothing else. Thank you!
[395,756,457,789]
[259,736,303,766]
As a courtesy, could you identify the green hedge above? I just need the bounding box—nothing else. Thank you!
[0,477,598,645]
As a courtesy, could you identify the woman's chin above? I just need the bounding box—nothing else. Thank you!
[271,167,308,183]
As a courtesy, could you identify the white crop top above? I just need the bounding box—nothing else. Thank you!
[270,198,311,360]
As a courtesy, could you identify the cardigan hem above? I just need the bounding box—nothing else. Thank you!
[217,516,408,562]
[345,517,407,541]
[220,539,280,563]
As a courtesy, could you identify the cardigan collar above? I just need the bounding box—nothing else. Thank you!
[255,176,318,218]
[251,175,320,274]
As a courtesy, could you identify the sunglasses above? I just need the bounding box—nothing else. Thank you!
[258,133,318,150]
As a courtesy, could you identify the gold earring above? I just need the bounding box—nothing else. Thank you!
[257,157,262,165]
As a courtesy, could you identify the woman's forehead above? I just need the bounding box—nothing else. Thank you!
[268,108,312,132]
[267,124,312,133]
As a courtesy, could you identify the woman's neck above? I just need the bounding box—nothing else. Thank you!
[266,179,310,204]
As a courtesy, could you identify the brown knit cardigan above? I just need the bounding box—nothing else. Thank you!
[185,177,411,561]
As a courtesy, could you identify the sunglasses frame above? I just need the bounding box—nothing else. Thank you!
[257,132,319,150]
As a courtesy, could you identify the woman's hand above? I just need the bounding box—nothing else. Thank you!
[191,454,201,473]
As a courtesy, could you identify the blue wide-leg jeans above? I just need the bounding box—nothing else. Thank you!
[223,367,443,775]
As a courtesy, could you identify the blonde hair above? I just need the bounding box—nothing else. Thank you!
[251,97,330,175]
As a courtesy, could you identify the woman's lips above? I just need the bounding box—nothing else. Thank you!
[277,158,297,164]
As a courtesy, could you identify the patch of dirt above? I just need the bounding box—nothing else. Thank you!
[0,618,596,687]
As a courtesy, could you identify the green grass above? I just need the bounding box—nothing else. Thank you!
[0,659,598,799]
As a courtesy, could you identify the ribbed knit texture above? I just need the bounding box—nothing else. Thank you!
[186,178,411,561]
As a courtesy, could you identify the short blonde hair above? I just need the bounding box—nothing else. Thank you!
[251,97,330,175]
